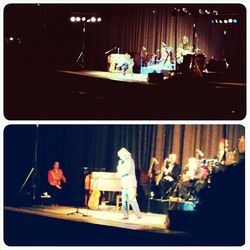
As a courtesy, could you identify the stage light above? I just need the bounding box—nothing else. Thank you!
[87,19,91,23]
[199,9,204,15]
[90,16,96,22]
[76,16,81,22]
[224,19,228,23]
[219,19,223,23]
[9,37,14,41]
[211,20,214,23]
[233,18,238,23]
[70,16,76,22]
[228,18,233,23]
[82,17,86,22]
[97,17,102,22]
[212,10,218,16]
[215,19,218,23]
[205,9,210,15]
[182,8,188,13]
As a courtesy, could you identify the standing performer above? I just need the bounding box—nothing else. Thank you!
[117,148,142,220]
[48,161,67,205]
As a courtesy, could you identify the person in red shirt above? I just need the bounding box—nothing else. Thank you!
[48,161,66,205]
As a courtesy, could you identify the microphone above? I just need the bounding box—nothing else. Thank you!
[105,46,117,55]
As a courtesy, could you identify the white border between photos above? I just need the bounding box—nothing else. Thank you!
[0,0,249,250]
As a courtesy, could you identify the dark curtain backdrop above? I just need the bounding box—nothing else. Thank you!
[4,125,244,204]
[103,4,244,62]
[4,4,245,69]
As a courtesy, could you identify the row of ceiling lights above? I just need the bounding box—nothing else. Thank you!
[211,18,238,24]
[171,7,219,16]
[70,16,102,23]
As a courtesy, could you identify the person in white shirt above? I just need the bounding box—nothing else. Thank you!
[117,148,142,220]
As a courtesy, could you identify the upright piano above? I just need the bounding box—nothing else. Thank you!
[86,171,122,192]
[84,172,121,208]
[107,53,131,72]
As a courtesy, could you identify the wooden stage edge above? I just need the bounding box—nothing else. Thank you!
[4,205,185,236]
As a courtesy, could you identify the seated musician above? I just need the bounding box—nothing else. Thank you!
[238,135,245,162]
[179,157,205,200]
[176,35,193,64]
[48,161,67,205]
[216,138,229,169]
[158,153,181,199]
[217,137,241,167]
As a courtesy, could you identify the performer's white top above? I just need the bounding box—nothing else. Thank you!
[117,157,137,188]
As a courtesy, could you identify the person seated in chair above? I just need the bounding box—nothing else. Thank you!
[48,161,67,205]
[158,153,181,199]
[179,157,205,200]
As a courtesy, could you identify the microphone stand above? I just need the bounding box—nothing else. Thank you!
[75,23,86,69]
[67,167,90,217]
[19,125,40,202]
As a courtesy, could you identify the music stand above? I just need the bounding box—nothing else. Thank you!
[66,167,91,217]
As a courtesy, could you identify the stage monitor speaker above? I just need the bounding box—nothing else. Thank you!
[147,73,164,83]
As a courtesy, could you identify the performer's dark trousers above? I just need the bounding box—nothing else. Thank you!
[179,179,206,199]
[49,185,63,205]
[179,180,194,199]
[159,178,174,198]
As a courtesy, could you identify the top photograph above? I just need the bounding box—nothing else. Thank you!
[4,3,246,120]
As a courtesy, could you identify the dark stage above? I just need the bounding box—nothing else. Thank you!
[4,205,189,246]
[4,68,246,120]
[4,193,245,246]
[3,125,246,246]
[4,3,246,120]
[3,202,244,246]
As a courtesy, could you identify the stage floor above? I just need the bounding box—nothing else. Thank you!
[4,205,170,233]
[58,70,245,88]
[58,70,152,85]
[4,204,244,246]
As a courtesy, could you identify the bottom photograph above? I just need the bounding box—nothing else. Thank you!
[4,124,245,246]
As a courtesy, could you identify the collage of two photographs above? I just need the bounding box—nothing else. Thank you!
[2,3,247,248]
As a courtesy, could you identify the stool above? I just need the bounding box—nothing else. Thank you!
[116,194,130,210]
